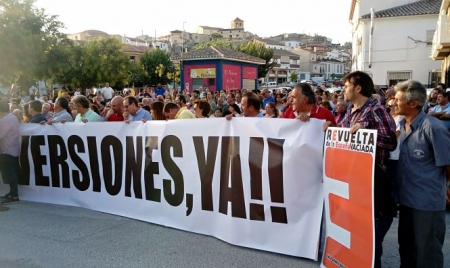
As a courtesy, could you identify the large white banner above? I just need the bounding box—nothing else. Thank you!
[17,119,325,259]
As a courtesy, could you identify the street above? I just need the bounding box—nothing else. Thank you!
[1,201,449,268]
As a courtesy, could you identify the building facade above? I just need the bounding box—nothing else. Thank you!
[431,0,450,86]
[266,49,300,84]
[350,0,441,87]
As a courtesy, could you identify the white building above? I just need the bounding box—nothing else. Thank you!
[260,39,290,50]
[284,40,303,49]
[123,37,148,47]
[266,49,301,84]
[322,60,346,80]
[350,0,441,87]
[151,41,170,52]
[431,0,450,86]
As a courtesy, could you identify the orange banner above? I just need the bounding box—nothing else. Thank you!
[321,128,377,268]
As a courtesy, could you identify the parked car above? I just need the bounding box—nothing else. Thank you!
[300,80,312,85]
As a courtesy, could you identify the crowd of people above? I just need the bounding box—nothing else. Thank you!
[1,72,450,267]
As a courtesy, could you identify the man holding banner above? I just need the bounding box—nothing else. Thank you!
[324,71,397,268]
[393,80,450,268]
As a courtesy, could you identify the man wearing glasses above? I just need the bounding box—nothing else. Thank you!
[261,88,275,109]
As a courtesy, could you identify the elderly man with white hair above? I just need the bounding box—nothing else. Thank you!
[42,102,52,121]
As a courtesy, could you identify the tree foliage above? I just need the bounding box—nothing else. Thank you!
[194,39,234,50]
[236,40,276,78]
[166,63,181,83]
[139,49,173,86]
[290,72,299,83]
[194,40,275,78]
[210,32,223,40]
[0,0,65,87]
[47,38,131,89]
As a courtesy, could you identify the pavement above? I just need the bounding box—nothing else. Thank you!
[1,201,450,268]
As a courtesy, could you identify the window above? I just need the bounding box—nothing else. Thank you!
[130,56,135,63]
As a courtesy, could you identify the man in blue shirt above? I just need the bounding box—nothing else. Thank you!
[261,88,275,109]
[429,91,450,130]
[123,96,152,123]
[155,83,165,97]
[393,80,450,268]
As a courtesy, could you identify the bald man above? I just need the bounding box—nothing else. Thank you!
[105,96,125,121]
[12,109,23,123]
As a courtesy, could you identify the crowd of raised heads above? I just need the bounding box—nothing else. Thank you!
[2,79,449,126]
[2,83,341,123]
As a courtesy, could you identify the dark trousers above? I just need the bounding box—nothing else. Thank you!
[374,216,393,268]
[0,154,19,197]
[398,205,446,268]
[385,159,398,202]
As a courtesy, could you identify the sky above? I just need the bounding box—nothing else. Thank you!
[34,0,352,44]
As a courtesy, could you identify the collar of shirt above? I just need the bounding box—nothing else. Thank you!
[440,102,450,110]
[410,111,426,130]
[293,104,318,117]
[80,109,93,118]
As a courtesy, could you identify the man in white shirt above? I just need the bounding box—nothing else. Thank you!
[102,82,114,101]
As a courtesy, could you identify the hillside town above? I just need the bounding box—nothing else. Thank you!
[65,17,352,87]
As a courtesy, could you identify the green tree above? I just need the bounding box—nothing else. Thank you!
[210,32,223,40]
[167,63,181,84]
[236,40,276,78]
[194,39,234,50]
[47,38,131,89]
[290,72,299,83]
[139,49,173,86]
[0,0,66,87]
[128,62,148,88]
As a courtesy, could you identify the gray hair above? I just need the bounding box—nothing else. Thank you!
[72,95,90,109]
[337,100,348,107]
[394,80,426,109]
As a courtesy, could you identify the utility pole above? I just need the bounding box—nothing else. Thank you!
[181,21,186,93]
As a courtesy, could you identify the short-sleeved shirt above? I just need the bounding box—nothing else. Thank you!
[262,96,275,109]
[255,112,264,117]
[128,108,153,121]
[175,107,195,119]
[74,109,103,122]
[293,104,337,125]
[108,113,125,122]
[429,102,450,113]
[396,112,450,211]
[52,110,74,123]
